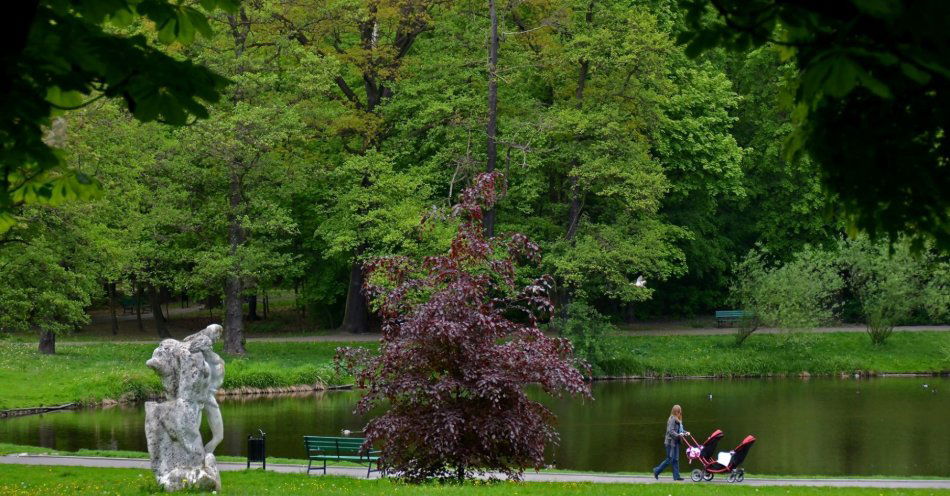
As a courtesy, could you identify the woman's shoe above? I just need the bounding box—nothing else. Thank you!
[673,477,685,481]
[653,471,659,480]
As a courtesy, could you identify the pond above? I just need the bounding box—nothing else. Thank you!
[1,377,947,477]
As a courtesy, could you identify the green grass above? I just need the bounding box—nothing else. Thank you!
[1,332,947,411]
[596,331,950,377]
[0,443,315,466]
[0,342,369,410]
[0,465,946,496]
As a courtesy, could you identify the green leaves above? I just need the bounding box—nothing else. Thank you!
[678,0,950,249]
[0,0,236,230]
[154,5,213,44]
[800,52,892,105]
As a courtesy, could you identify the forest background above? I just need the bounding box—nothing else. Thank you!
[1,0,947,356]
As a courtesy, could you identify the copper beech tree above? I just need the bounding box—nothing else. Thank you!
[338,173,590,482]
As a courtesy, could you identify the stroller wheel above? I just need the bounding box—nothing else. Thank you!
[702,471,714,481]
[736,469,745,482]
[727,471,738,483]
[690,469,703,482]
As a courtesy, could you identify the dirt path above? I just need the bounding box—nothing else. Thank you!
[54,324,950,345]
[1,454,947,489]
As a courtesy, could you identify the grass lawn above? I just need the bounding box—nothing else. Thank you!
[0,465,946,496]
[597,331,950,377]
[0,341,367,410]
[1,332,947,411]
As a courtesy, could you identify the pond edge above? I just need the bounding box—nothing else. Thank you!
[2,371,947,419]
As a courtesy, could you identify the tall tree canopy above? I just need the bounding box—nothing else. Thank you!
[0,0,237,230]
[678,0,950,248]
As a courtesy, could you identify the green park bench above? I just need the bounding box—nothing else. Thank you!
[119,296,150,314]
[715,310,753,327]
[303,435,382,478]
[120,296,137,314]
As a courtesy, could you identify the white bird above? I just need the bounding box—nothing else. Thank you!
[634,275,647,288]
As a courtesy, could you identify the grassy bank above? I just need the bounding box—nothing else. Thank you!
[0,465,946,496]
[0,443,313,467]
[596,331,950,377]
[1,332,947,411]
[0,342,365,411]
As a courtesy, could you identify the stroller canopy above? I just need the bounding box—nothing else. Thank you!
[700,429,724,459]
[729,435,757,468]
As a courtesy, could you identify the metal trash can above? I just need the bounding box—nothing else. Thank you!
[247,429,266,469]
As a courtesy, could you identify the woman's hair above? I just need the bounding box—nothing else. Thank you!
[670,404,683,421]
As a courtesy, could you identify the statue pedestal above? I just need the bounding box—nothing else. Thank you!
[145,399,221,491]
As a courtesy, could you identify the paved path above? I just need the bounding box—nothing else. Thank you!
[1,454,947,489]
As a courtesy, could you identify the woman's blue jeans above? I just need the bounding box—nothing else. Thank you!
[653,442,680,479]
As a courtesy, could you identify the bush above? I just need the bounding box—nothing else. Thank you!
[839,237,935,345]
[731,246,843,344]
[338,173,589,482]
[557,301,612,374]
[733,315,759,346]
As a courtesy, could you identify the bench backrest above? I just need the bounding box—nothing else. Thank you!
[715,310,748,318]
[304,436,368,457]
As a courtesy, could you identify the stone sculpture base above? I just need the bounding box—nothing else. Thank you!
[146,398,221,491]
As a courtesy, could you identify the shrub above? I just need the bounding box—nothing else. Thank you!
[731,246,843,344]
[556,301,612,374]
[338,173,589,482]
[840,237,932,345]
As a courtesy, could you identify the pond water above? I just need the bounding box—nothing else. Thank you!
[2,377,947,477]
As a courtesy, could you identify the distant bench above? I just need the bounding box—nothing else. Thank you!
[119,297,151,314]
[304,435,382,477]
[715,310,753,327]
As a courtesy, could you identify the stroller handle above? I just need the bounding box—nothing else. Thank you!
[682,433,701,449]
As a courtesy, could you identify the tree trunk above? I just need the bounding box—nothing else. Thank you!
[484,0,500,238]
[38,330,55,355]
[134,279,144,333]
[340,260,369,334]
[559,6,594,313]
[107,281,119,335]
[248,293,260,321]
[565,16,592,242]
[224,165,247,355]
[150,285,171,339]
[263,291,269,320]
[224,276,246,354]
[566,176,583,241]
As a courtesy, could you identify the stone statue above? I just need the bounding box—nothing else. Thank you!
[145,324,225,491]
[183,324,225,454]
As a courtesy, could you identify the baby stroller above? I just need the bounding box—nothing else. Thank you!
[683,431,756,483]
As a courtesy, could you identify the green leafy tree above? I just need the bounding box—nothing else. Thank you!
[0,0,238,230]
[678,0,950,248]
[0,205,101,353]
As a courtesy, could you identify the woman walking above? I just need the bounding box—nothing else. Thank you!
[653,404,689,480]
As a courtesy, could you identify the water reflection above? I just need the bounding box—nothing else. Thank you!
[1,377,946,476]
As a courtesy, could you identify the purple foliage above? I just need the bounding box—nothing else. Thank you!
[337,172,590,482]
